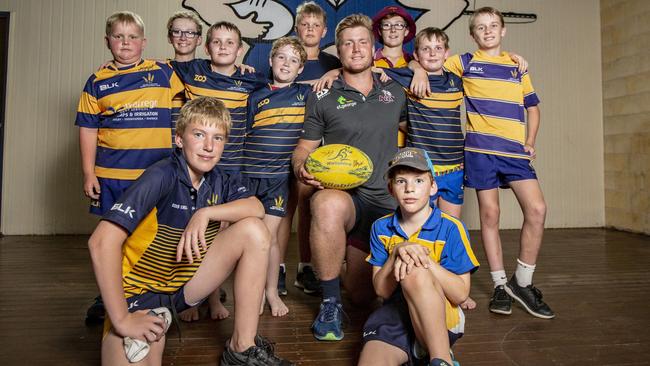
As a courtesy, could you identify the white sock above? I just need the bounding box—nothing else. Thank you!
[297,262,312,273]
[490,270,508,287]
[279,263,286,271]
[515,259,536,287]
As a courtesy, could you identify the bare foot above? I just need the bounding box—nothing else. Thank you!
[209,300,230,320]
[266,290,289,317]
[460,296,477,310]
[208,289,230,320]
[179,305,200,322]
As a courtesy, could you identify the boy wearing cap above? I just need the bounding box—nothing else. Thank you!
[359,147,479,366]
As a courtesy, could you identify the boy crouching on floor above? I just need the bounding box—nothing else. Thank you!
[88,97,293,365]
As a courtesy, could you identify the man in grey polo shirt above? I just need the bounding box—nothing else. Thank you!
[292,14,407,342]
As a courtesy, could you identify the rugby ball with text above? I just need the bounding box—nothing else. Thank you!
[305,144,373,190]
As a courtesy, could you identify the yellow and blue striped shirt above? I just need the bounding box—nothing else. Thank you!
[445,50,540,159]
[76,60,185,180]
[243,84,310,177]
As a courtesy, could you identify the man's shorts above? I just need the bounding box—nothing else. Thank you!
[247,176,290,217]
[431,165,464,205]
[362,291,462,365]
[102,287,194,337]
[91,177,134,216]
[348,193,394,253]
[464,151,537,190]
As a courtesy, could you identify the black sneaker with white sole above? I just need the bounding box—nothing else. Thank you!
[220,338,294,366]
[505,275,555,319]
[489,285,513,315]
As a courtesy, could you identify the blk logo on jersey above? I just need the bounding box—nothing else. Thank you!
[111,203,136,218]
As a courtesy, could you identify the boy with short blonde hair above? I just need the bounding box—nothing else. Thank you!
[244,36,311,317]
[89,96,293,366]
[444,6,554,319]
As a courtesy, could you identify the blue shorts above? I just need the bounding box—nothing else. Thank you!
[91,177,134,216]
[103,287,194,337]
[431,167,464,205]
[362,291,462,364]
[464,151,537,190]
[247,176,290,217]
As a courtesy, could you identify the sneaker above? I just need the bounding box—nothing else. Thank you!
[312,297,345,341]
[123,307,172,363]
[85,295,105,325]
[220,338,294,366]
[278,266,288,296]
[294,265,320,295]
[489,285,513,315]
[505,275,555,319]
[412,342,460,366]
[430,359,453,366]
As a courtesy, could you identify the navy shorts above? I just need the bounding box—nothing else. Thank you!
[348,193,394,253]
[362,292,462,365]
[247,176,290,217]
[464,151,537,190]
[91,177,134,216]
[431,167,464,205]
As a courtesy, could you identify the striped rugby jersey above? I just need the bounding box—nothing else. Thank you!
[384,68,464,165]
[172,59,267,171]
[445,50,540,159]
[367,206,479,334]
[102,149,252,297]
[243,83,311,177]
[76,60,184,180]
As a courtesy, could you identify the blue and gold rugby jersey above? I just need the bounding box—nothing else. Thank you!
[367,206,479,334]
[445,50,540,160]
[102,149,252,297]
[384,68,464,166]
[243,83,311,177]
[172,59,266,171]
[76,60,184,180]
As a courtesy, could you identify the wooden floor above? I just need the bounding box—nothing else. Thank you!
[1,228,649,365]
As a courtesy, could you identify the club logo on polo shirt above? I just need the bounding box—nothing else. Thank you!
[140,73,160,88]
[228,79,248,92]
[379,90,395,103]
[316,88,330,100]
[336,95,356,110]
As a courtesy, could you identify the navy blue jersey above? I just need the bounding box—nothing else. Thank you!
[103,148,252,297]
[171,59,266,171]
[243,83,311,177]
[295,52,342,82]
[385,68,464,166]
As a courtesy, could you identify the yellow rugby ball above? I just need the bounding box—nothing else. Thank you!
[305,144,373,190]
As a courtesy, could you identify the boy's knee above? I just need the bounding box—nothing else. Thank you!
[526,201,547,223]
[237,217,271,249]
[401,266,433,292]
[480,205,500,225]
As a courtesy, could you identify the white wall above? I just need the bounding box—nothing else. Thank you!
[0,0,604,234]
